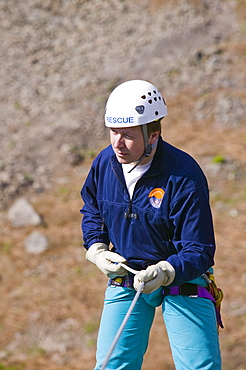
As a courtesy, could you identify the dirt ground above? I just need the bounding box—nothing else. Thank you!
[0,0,246,369]
[1,110,246,369]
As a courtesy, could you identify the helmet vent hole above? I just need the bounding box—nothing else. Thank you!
[154,97,157,101]
[155,111,158,115]
[148,92,151,96]
[153,90,156,94]
[141,95,146,99]
[158,96,161,100]
[148,99,152,104]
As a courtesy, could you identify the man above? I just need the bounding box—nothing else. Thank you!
[80,80,222,369]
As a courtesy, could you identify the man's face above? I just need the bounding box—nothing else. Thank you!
[110,126,145,164]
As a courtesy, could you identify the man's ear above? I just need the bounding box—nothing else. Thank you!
[149,131,160,145]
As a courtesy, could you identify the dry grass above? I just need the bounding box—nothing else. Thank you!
[0,1,246,368]
[1,103,245,369]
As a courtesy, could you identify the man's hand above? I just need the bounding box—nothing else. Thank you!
[134,261,175,294]
[86,243,127,278]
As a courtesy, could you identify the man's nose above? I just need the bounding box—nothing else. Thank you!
[114,134,124,148]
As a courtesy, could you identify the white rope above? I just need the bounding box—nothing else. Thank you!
[119,262,139,275]
[100,264,144,370]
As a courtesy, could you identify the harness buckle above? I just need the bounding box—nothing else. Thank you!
[108,275,134,288]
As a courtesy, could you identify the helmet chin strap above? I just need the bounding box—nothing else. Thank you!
[128,124,156,173]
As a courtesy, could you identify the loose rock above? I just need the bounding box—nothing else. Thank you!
[7,198,41,227]
[24,230,48,254]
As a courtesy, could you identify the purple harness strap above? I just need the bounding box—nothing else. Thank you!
[108,276,134,288]
[165,284,223,329]
[108,278,223,328]
[167,284,215,303]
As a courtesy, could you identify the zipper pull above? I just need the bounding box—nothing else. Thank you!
[124,200,138,219]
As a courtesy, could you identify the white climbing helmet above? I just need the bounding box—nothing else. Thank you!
[105,80,167,128]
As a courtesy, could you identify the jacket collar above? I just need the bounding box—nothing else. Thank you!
[110,136,165,181]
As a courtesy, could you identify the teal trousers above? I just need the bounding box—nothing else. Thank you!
[94,286,221,370]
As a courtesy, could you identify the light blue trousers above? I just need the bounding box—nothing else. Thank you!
[95,286,221,370]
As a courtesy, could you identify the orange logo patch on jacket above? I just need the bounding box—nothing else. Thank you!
[148,188,165,208]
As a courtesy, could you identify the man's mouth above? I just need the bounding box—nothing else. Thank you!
[116,151,128,157]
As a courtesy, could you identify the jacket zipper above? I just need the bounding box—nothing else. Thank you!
[124,199,138,219]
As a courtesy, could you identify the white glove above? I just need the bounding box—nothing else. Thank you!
[86,243,127,278]
[134,261,175,294]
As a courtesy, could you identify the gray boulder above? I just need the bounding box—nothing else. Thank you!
[8,198,41,227]
[24,231,48,254]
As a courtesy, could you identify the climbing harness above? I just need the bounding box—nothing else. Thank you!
[109,266,224,329]
[163,272,224,329]
[104,265,224,369]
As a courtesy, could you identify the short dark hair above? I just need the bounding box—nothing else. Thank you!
[146,119,162,137]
